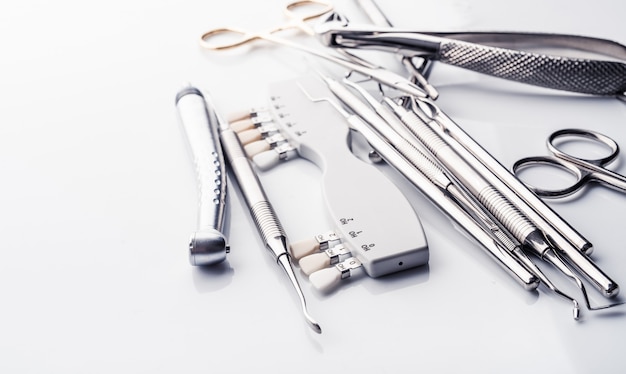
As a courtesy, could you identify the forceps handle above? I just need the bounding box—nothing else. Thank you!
[437,38,626,96]
[317,25,626,96]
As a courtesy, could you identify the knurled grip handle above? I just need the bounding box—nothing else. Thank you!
[250,200,287,244]
[439,40,626,96]
[477,186,535,245]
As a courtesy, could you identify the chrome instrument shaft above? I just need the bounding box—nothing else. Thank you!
[409,97,619,298]
[304,76,539,290]
[218,106,322,334]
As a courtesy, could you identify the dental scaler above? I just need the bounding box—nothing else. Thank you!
[205,88,322,334]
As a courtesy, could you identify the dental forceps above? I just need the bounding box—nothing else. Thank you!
[315,22,626,96]
[198,1,427,99]
[513,129,626,198]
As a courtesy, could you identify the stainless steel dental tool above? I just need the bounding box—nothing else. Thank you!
[184,86,322,333]
[263,78,429,281]
[403,96,620,299]
[175,84,229,266]
[384,97,623,303]
[311,73,624,316]
[198,1,428,100]
[342,0,620,297]
[314,22,626,96]
[294,74,540,292]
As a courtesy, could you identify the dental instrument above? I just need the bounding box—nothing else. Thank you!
[294,75,539,292]
[311,73,620,316]
[333,77,583,316]
[315,22,626,97]
[264,77,430,279]
[403,96,619,298]
[513,129,626,198]
[385,96,620,300]
[198,1,429,100]
[344,0,617,296]
[216,97,322,334]
[175,84,229,266]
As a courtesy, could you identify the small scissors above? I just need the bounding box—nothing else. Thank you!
[198,1,428,99]
[512,129,626,198]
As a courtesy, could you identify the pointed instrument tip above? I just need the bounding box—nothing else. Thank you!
[573,300,581,321]
[308,318,323,334]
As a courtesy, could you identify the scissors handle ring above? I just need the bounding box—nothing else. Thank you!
[548,128,619,167]
[512,156,586,198]
[199,28,260,51]
[285,1,334,22]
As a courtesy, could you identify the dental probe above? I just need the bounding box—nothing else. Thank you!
[298,79,538,290]
[315,77,595,314]
[175,84,229,266]
[386,98,620,300]
[320,76,580,307]
[217,103,322,334]
[335,80,581,318]
[406,98,619,298]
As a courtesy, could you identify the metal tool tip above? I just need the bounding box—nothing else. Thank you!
[308,319,322,334]
[573,300,581,321]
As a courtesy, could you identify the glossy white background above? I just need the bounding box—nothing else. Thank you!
[1,0,626,372]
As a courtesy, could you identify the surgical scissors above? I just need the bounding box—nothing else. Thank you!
[513,129,626,198]
[198,1,428,99]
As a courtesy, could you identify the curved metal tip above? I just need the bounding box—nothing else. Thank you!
[545,249,624,315]
[277,254,323,334]
[573,299,581,320]
[306,316,323,334]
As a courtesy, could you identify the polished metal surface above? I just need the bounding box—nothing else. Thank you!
[175,85,229,266]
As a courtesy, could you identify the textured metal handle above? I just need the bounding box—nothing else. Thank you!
[439,40,626,96]
[250,201,287,244]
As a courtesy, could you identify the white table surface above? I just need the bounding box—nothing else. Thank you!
[2,0,626,372]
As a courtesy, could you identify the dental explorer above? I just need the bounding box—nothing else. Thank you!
[311,75,590,315]
[406,97,619,298]
[317,73,595,313]
[385,97,621,304]
[175,84,229,266]
[297,77,539,291]
[347,0,609,259]
[216,94,322,334]
[335,78,582,316]
[326,0,619,296]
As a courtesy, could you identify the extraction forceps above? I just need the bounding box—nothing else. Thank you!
[314,22,626,96]
[198,0,428,99]
[513,129,626,198]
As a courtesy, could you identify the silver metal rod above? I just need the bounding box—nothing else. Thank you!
[353,0,438,98]
[408,98,619,297]
[355,0,393,27]
[306,77,538,290]
[215,97,322,334]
